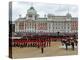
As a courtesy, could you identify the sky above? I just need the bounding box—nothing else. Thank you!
[12,1,78,21]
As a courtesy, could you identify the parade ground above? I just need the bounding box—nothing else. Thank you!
[12,42,78,58]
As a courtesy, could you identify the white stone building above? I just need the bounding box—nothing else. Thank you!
[15,6,78,34]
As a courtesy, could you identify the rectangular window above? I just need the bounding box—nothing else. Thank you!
[28,14,32,17]
[19,22,24,30]
[68,27,69,29]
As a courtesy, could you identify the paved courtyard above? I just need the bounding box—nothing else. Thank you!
[12,42,78,59]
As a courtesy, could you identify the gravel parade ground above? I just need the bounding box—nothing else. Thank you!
[12,42,78,59]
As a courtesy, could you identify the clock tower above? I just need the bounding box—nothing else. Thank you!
[26,6,38,20]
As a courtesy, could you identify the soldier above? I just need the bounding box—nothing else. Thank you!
[70,40,75,50]
[74,40,78,46]
[49,38,51,47]
[61,39,65,46]
[64,39,69,50]
[41,47,44,54]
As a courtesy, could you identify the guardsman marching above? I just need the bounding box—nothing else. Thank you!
[70,40,75,50]
[41,47,44,54]
[64,39,68,50]
[74,40,78,46]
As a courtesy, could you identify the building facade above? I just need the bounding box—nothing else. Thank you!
[15,6,78,34]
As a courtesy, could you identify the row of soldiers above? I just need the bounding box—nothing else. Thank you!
[12,40,51,48]
[61,38,78,50]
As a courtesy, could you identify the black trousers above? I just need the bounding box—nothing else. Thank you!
[41,48,44,53]
[65,43,68,50]
[71,44,74,50]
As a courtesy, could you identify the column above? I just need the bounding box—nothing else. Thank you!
[17,22,19,32]
[35,22,36,33]
[24,21,25,32]
[31,22,32,33]
[15,22,17,32]
[49,23,50,33]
